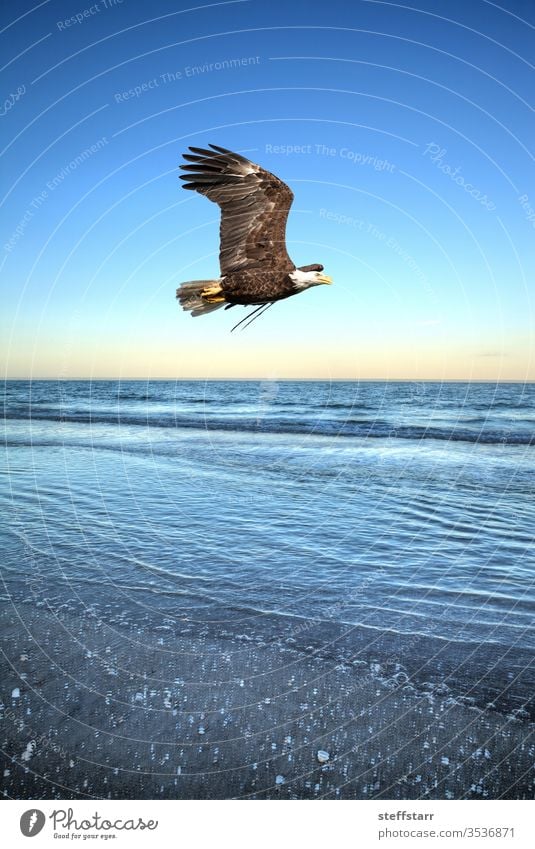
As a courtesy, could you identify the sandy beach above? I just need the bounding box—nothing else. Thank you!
[1,599,533,800]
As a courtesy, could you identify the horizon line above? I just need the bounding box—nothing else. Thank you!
[3,377,534,384]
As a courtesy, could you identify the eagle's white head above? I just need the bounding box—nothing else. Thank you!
[290,263,333,290]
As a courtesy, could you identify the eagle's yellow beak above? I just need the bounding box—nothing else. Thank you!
[318,274,333,285]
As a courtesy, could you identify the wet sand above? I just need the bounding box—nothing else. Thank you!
[1,601,533,800]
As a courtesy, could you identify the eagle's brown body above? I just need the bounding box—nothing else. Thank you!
[221,268,296,305]
[176,144,332,326]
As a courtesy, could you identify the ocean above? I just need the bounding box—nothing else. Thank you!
[1,379,534,799]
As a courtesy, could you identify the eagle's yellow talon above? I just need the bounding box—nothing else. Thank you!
[201,285,225,303]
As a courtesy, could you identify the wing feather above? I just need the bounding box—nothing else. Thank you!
[179,144,295,274]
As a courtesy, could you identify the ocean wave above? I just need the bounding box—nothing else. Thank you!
[2,409,534,445]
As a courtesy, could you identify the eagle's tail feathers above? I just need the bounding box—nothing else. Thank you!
[176,280,226,317]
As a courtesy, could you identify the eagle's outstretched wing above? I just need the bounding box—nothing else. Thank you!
[179,144,295,275]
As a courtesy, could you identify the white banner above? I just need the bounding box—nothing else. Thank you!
[2,800,533,848]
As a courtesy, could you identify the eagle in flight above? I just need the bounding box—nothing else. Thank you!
[176,144,332,330]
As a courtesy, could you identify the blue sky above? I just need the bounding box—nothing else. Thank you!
[1,0,534,379]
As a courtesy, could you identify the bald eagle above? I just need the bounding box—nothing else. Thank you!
[176,144,332,330]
